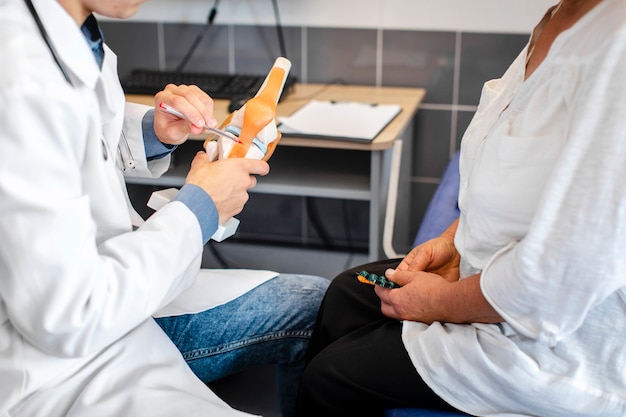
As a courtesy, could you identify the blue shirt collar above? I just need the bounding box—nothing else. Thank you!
[80,14,104,69]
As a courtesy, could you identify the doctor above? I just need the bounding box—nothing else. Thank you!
[0,1,329,417]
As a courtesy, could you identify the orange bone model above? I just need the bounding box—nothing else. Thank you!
[204,57,292,162]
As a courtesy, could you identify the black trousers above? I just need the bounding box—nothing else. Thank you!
[293,259,461,417]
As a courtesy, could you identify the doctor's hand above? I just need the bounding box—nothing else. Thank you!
[153,84,218,145]
[185,152,269,225]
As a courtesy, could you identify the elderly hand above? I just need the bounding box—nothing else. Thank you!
[397,219,461,282]
[370,220,460,322]
[375,269,502,324]
[374,268,452,323]
[153,84,218,145]
[373,218,502,324]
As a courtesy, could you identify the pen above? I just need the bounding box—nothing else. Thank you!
[158,102,241,142]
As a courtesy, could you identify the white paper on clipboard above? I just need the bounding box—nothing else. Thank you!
[278,100,401,142]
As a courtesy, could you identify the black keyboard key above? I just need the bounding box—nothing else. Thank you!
[121,69,294,101]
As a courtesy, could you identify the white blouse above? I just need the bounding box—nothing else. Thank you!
[402,1,626,416]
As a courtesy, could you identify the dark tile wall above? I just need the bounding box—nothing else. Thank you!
[382,30,456,105]
[102,20,529,255]
[103,21,160,77]
[458,33,529,105]
[164,23,231,73]
[307,28,377,85]
[235,26,303,78]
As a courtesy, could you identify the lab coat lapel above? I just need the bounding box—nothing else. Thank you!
[98,44,124,125]
[33,0,100,89]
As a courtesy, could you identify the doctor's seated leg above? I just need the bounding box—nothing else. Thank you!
[154,273,330,417]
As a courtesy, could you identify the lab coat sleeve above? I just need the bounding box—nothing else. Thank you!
[480,36,626,346]
[0,80,203,358]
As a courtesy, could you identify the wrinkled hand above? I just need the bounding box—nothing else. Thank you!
[397,235,460,282]
[375,268,452,323]
[376,268,502,324]
[185,152,269,225]
[153,84,218,145]
[396,218,460,282]
[373,219,461,322]
[374,218,502,324]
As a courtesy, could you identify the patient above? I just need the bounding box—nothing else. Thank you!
[294,0,626,416]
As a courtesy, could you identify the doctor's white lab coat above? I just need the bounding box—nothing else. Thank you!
[0,1,271,415]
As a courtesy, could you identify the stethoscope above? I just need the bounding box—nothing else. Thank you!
[23,0,137,168]
[24,0,74,86]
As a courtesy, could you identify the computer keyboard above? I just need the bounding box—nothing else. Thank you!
[122,68,295,101]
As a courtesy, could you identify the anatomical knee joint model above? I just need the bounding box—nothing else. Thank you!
[148,57,292,241]
[204,57,292,162]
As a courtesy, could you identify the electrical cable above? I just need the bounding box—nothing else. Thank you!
[175,0,220,72]
[270,0,288,59]
[341,199,357,270]
[280,78,348,105]
[305,197,335,250]
[341,200,354,249]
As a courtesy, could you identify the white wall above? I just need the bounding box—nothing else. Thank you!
[121,0,557,34]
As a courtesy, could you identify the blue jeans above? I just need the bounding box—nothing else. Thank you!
[155,273,330,417]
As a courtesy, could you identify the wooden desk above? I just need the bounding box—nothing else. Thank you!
[126,84,425,260]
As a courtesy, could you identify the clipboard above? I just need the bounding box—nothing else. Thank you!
[278,100,402,142]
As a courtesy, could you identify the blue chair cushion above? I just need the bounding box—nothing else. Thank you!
[413,150,460,246]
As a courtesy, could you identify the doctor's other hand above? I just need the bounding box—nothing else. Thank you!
[153,84,218,145]
[186,152,270,225]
